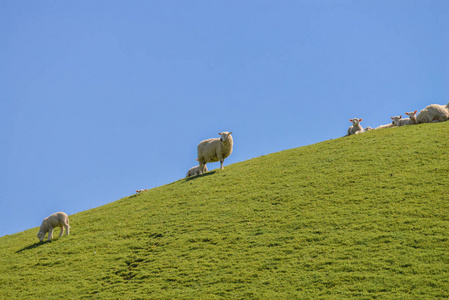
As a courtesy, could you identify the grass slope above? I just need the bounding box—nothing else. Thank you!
[1,122,448,299]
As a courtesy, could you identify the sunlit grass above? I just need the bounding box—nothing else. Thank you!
[1,122,448,299]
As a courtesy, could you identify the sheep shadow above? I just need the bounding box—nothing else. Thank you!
[16,240,52,253]
[185,170,217,181]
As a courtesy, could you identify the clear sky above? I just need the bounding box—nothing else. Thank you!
[1,1,448,237]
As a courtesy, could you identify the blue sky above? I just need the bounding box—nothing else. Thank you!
[1,1,448,237]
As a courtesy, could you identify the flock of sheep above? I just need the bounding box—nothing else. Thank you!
[35,101,448,242]
[36,132,235,242]
[347,100,449,136]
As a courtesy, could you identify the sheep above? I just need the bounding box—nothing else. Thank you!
[347,118,364,136]
[375,123,395,129]
[197,131,233,174]
[186,164,207,177]
[36,212,70,242]
[397,111,418,126]
[375,116,402,129]
[416,101,449,123]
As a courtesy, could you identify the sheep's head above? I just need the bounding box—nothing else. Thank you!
[391,116,402,125]
[37,232,45,242]
[349,118,362,126]
[219,131,233,142]
[405,110,418,121]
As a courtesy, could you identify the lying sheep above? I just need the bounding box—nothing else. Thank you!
[37,212,70,242]
[375,123,395,129]
[197,132,233,174]
[375,116,401,129]
[186,164,207,177]
[416,101,449,123]
[347,118,364,136]
[397,111,418,126]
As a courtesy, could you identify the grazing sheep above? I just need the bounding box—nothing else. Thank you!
[375,116,401,129]
[397,111,418,126]
[186,164,207,177]
[364,127,374,131]
[36,212,70,242]
[197,131,233,174]
[347,118,364,136]
[416,101,449,123]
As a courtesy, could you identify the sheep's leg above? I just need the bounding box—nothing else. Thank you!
[59,226,64,237]
[48,227,54,241]
[65,225,70,235]
[199,162,205,174]
[220,160,224,169]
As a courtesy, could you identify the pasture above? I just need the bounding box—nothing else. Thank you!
[1,122,448,299]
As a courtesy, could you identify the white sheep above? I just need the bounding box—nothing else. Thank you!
[347,118,364,136]
[416,101,449,123]
[397,111,418,126]
[375,116,401,129]
[375,123,394,129]
[197,132,233,174]
[36,212,70,242]
[186,164,207,177]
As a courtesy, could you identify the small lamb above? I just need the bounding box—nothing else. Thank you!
[37,212,70,242]
[375,116,401,129]
[186,164,207,177]
[416,101,449,123]
[347,118,364,136]
[197,132,233,174]
[397,111,418,126]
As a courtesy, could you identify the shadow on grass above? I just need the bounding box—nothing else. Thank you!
[16,240,51,253]
[185,170,217,181]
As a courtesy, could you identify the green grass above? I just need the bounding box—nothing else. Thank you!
[1,122,448,299]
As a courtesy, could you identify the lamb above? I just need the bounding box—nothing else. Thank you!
[347,118,364,136]
[36,212,70,242]
[397,111,418,126]
[186,164,207,177]
[375,123,395,129]
[375,116,402,129]
[197,131,233,174]
[416,101,449,123]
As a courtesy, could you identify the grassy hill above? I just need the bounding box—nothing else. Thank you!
[1,122,448,299]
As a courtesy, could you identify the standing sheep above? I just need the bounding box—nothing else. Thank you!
[416,101,449,123]
[197,132,233,174]
[36,212,70,242]
[397,111,418,126]
[347,118,364,136]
